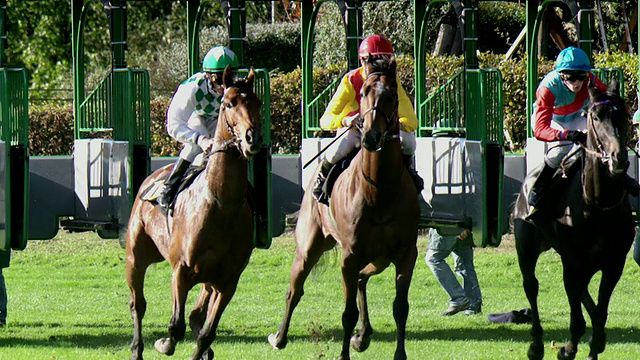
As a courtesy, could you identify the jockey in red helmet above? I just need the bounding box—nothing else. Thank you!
[310,35,422,204]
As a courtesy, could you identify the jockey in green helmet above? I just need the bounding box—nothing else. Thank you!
[157,46,239,210]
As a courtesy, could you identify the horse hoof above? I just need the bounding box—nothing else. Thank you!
[350,334,370,352]
[154,338,176,355]
[268,333,287,349]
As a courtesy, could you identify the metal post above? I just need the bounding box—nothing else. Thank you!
[343,0,362,71]
[186,0,201,76]
[0,0,5,67]
[578,0,594,62]
[72,0,88,140]
[227,0,245,66]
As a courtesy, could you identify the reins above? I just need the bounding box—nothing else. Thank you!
[581,97,629,211]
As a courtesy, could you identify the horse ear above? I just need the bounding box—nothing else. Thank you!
[222,65,234,88]
[246,67,255,89]
[389,56,397,72]
[608,78,620,95]
[588,82,600,100]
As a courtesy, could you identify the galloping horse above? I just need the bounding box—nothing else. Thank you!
[268,56,420,360]
[125,66,262,360]
[513,79,634,360]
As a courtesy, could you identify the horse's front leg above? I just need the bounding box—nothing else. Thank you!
[558,267,587,360]
[190,280,240,360]
[391,246,417,360]
[155,265,192,356]
[268,225,327,350]
[189,283,214,338]
[515,221,544,360]
[339,255,360,360]
[126,256,149,360]
[587,261,625,360]
[350,262,387,353]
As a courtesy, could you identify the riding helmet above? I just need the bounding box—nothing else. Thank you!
[555,46,591,72]
[202,46,239,73]
[358,35,394,58]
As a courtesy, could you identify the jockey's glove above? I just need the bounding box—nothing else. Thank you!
[566,130,587,145]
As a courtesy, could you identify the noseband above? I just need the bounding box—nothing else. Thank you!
[357,71,400,152]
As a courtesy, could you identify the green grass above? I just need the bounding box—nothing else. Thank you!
[1,231,640,359]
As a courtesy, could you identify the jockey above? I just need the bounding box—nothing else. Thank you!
[157,46,238,209]
[311,34,423,204]
[529,46,639,208]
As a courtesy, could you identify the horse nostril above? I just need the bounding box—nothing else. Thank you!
[246,129,254,145]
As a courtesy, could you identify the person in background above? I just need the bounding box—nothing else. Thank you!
[0,249,9,327]
[426,227,482,316]
[310,34,423,204]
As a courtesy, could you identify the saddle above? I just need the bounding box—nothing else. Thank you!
[320,149,359,203]
[140,165,205,207]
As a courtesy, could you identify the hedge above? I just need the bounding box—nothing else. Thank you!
[28,52,639,156]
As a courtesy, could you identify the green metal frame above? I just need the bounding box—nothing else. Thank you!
[525,0,623,138]
[414,0,504,247]
[0,1,29,250]
[0,67,29,251]
[70,0,151,236]
[300,0,363,139]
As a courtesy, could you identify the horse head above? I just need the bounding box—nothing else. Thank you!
[586,79,630,177]
[359,56,399,152]
[218,65,263,159]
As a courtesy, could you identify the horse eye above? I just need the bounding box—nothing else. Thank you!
[224,102,232,109]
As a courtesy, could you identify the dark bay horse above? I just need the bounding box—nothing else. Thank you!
[512,79,634,360]
[268,56,420,360]
[125,66,262,360]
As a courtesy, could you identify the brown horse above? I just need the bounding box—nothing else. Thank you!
[268,56,420,360]
[512,80,634,360]
[125,66,262,360]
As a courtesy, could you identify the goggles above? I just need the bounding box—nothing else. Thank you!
[560,71,588,82]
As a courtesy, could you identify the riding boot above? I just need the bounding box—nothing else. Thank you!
[625,174,640,197]
[527,163,556,207]
[403,155,424,192]
[311,159,332,205]
[157,158,191,209]
[248,183,270,248]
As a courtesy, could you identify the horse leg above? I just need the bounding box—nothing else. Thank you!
[350,262,388,353]
[514,220,544,360]
[339,255,360,360]
[126,230,163,360]
[268,227,327,349]
[558,266,587,360]
[587,263,625,360]
[189,283,214,338]
[190,281,239,360]
[155,265,192,356]
[391,246,417,360]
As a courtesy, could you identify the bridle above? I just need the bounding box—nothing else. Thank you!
[208,85,256,156]
[582,97,629,210]
[357,71,400,152]
[582,99,626,164]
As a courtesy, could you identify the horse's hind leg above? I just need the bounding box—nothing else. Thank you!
[514,220,544,360]
[155,265,193,356]
[587,263,626,360]
[558,267,587,360]
[189,283,214,338]
[391,246,418,360]
[350,261,389,353]
[268,218,327,350]
[126,231,163,360]
[190,281,239,360]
